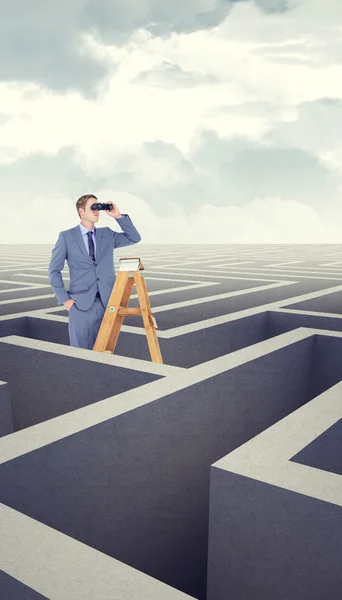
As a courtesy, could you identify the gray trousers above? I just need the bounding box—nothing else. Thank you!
[68,296,105,350]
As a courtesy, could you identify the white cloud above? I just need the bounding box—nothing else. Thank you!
[185,197,342,243]
[130,60,220,88]
[5,191,342,245]
[1,0,341,164]
[1,0,342,243]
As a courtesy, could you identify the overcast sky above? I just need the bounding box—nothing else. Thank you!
[2,0,342,244]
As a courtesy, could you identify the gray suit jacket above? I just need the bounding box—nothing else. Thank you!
[48,215,141,311]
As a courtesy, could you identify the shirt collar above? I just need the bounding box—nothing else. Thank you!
[79,223,96,236]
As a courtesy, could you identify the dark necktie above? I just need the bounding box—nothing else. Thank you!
[87,231,95,262]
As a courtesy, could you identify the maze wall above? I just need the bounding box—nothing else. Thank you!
[0,243,341,600]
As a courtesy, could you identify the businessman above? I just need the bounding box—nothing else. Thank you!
[48,193,141,350]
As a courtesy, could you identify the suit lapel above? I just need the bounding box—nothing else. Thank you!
[71,226,93,263]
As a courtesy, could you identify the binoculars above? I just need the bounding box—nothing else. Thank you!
[91,203,113,211]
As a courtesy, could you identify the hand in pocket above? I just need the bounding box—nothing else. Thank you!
[64,299,76,312]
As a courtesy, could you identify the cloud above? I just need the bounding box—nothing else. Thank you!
[219,97,342,182]
[1,0,342,162]
[0,113,12,126]
[207,101,284,118]
[1,117,339,227]
[5,190,342,245]
[1,0,342,246]
[93,140,211,215]
[265,98,342,154]
[0,0,292,94]
[0,2,111,97]
[107,121,340,213]
[217,0,342,57]
[253,38,342,68]
[190,196,333,244]
[131,61,219,87]
[254,0,291,12]
[222,144,336,207]
[79,0,291,42]
[190,131,339,208]
[0,147,104,202]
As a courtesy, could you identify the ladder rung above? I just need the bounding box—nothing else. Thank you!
[118,307,141,316]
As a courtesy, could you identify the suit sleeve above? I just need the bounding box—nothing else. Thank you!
[110,214,142,249]
[48,232,70,305]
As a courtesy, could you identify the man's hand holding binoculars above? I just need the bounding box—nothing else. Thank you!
[105,203,122,219]
[90,202,122,219]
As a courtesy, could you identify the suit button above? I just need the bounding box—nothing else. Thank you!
[97,278,99,281]
[94,263,97,266]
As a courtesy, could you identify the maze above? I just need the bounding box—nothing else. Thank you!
[0,243,341,600]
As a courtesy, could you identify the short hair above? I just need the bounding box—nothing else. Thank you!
[76,194,97,217]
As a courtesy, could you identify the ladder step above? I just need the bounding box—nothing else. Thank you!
[118,307,141,316]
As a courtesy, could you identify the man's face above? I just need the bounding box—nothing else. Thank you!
[80,198,99,223]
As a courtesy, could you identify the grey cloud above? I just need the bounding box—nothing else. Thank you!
[81,0,290,42]
[215,144,336,207]
[188,130,255,173]
[265,98,342,153]
[205,101,285,118]
[1,135,338,222]
[254,0,291,13]
[4,97,340,217]
[131,61,219,88]
[106,124,340,213]
[188,130,338,208]
[0,2,110,98]
[0,0,292,95]
[104,140,210,214]
[253,37,342,67]
[221,1,342,47]
[0,142,206,215]
[205,97,342,158]
[0,146,105,202]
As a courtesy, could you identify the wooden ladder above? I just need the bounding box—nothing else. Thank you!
[92,258,163,363]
